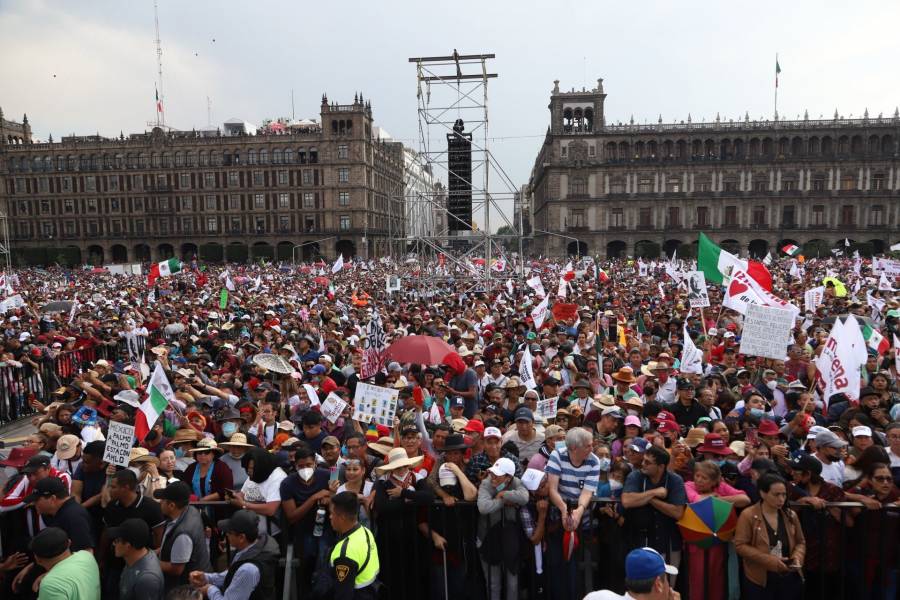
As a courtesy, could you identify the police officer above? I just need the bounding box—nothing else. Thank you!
[329,491,380,600]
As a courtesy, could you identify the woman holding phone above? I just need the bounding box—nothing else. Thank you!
[734,473,805,600]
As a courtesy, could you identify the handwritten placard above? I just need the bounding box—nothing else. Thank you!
[102,421,136,467]
[536,396,559,420]
[739,304,794,360]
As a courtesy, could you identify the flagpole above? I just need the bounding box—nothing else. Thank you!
[774,52,779,119]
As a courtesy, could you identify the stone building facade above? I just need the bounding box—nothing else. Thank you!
[0,95,405,265]
[530,79,900,258]
[0,108,32,145]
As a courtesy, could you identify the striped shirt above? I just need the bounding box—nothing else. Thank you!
[546,449,600,503]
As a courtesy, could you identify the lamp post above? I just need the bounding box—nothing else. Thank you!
[533,229,582,258]
[292,236,337,265]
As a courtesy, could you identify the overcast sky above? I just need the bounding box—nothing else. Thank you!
[2,0,898,226]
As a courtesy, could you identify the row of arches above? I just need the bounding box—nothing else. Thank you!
[602,133,896,161]
[15,240,359,267]
[564,238,895,259]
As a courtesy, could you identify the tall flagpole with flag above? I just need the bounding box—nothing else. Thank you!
[774,53,781,119]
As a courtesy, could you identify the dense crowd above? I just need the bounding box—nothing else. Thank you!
[0,251,898,600]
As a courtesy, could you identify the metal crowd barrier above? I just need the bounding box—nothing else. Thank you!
[0,493,897,600]
[0,342,125,425]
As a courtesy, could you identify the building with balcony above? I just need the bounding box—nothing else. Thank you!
[0,94,405,265]
[529,79,900,258]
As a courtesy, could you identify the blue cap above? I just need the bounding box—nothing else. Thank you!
[451,397,465,408]
[628,438,649,453]
[625,547,678,580]
[307,364,326,375]
[513,407,534,422]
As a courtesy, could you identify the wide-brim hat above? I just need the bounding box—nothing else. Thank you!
[616,397,644,412]
[611,367,637,384]
[573,379,593,391]
[640,362,660,378]
[166,429,200,446]
[367,436,396,456]
[684,428,708,448]
[757,419,781,437]
[187,438,222,454]
[129,447,160,465]
[441,434,472,452]
[219,432,254,449]
[697,433,732,456]
[375,447,424,474]
[592,394,616,410]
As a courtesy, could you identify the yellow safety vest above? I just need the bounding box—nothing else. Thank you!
[330,524,380,589]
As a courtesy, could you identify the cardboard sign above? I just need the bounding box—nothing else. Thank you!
[804,287,825,313]
[739,304,795,360]
[551,303,578,321]
[686,271,710,308]
[102,421,136,467]
[321,392,348,424]
[352,382,399,428]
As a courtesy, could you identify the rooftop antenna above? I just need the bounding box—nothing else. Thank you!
[154,0,165,127]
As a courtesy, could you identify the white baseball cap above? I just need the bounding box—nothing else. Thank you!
[851,425,872,438]
[488,457,516,478]
[483,426,502,440]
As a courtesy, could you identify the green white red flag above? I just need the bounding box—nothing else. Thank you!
[148,258,181,286]
[135,363,174,441]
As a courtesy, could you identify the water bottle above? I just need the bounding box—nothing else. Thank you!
[313,507,326,537]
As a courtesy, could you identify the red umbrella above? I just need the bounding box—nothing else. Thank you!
[384,335,455,365]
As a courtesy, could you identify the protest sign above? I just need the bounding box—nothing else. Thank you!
[872,258,900,276]
[352,382,399,427]
[816,315,867,404]
[321,393,348,424]
[804,287,825,313]
[680,323,704,373]
[739,304,795,360]
[686,271,710,308]
[360,308,387,379]
[103,421,136,467]
[536,396,558,420]
[531,296,550,330]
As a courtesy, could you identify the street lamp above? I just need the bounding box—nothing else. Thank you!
[532,229,582,258]
[292,236,337,265]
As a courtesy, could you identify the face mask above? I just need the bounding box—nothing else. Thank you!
[297,467,314,482]
[341,446,349,457]
[609,479,623,492]
[174,447,186,458]
[750,408,766,418]
[597,457,611,472]
[766,380,778,391]
[221,422,238,437]
[714,459,727,467]
[555,441,567,453]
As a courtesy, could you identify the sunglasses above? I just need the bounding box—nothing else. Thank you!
[872,476,893,483]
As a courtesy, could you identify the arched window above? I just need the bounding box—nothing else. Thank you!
[68,155,77,170]
[162,152,171,167]
[115,154,125,168]
[199,151,208,166]
[175,152,184,166]
[808,137,820,155]
[273,149,283,164]
[139,153,149,168]
[259,149,268,164]
[151,153,160,167]
[186,151,196,166]
[248,149,257,164]
[44,156,53,171]
[563,108,573,132]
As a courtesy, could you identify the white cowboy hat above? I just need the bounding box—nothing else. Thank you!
[375,447,424,474]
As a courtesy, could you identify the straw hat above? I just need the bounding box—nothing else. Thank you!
[129,447,160,465]
[219,432,254,449]
[592,394,616,410]
[187,438,222,454]
[276,420,294,432]
[367,437,396,456]
[165,428,202,447]
[616,396,645,413]
[684,428,708,449]
[375,448,424,474]
[640,362,660,378]
[728,441,746,457]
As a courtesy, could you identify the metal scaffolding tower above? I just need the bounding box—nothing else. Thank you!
[405,51,524,291]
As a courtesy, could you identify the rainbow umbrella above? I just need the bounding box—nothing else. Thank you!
[677,496,738,549]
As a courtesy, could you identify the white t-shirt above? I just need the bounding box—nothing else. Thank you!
[336,480,374,497]
[583,591,633,600]
[889,448,900,470]
[815,455,845,487]
[241,467,288,535]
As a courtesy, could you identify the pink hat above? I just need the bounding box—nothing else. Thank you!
[624,415,642,428]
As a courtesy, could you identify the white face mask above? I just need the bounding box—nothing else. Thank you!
[609,479,623,492]
[766,380,778,391]
[297,467,315,482]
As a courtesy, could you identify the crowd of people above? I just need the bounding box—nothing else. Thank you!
[0,251,898,600]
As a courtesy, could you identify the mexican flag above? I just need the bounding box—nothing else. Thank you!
[597,266,609,282]
[781,243,800,257]
[862,323,889,355]
[697,233,772,290]
[148,258,181,286]
[135,363,174,441]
